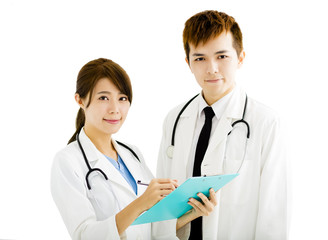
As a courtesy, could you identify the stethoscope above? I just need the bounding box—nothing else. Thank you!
[166,94,250,174]
[76,133,140,190]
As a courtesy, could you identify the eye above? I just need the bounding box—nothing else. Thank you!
[119,96,128,101]
[218,55,228,59]
[195,57,205,61]
[99,96,109,101]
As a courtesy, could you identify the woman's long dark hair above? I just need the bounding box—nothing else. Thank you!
[67,58,133,144]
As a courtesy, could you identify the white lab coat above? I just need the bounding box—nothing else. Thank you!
[157,86,289,240]
[51,129,177,240]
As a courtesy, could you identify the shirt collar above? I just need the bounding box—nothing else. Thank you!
[198,88,235,120]
[104,154,123,170]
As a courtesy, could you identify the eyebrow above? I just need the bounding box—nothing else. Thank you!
[96,91,111,95]
[215,50,229,54]
[96,91,125,95]
[192,50,229,57]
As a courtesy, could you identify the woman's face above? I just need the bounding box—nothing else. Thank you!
[76,77,130,137]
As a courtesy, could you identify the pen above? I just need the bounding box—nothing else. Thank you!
[137,180,149,186]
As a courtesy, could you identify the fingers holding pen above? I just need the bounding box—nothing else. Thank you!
[157,178,179,189]
[149,178,179,200]
[149,178,179,191]
[139,178,178,210]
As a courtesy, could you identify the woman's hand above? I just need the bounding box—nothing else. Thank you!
[116,178,178,235]
[138,178,179,211]
[176,188,217,230]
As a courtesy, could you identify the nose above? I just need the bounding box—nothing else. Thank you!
[207,60,219,75]
[108,100,120,114]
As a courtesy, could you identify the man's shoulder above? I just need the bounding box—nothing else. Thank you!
[164,94,200,120]
[166,102,187,118]
[247,97,280,124]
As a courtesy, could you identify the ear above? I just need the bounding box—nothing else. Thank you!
[237,50,246,69]
[185,57,189,65]
[185,57,193,73]
[75,93,85,109]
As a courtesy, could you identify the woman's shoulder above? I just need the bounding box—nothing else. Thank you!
[52,141,81,169]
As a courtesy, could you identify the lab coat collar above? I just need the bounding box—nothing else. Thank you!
[202,85,247,164]
[197,89,235,121]
[78,128,99,162]
[179,85,246,123]
[180,94,202,118]
[77,129,138,197]
[222,85,247,120]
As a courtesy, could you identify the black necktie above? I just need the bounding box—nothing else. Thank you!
[190,106,215,240]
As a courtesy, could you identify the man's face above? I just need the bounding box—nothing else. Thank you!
[188,31,245,104]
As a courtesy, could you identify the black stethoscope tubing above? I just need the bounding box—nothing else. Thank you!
[170,93,250,148]
[76,133,140,190]
[171,94,199,146]
[229,94,250,138]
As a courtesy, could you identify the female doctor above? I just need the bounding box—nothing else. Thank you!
[51,58,216,240]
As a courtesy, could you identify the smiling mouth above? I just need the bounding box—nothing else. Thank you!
[104,119,120,124]
[205,78,224,83]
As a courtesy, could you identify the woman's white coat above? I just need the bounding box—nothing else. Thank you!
[51,129,177,240]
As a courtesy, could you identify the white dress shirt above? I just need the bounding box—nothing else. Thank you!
[187,89,235,177]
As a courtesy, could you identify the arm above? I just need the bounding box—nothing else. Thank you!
[255,118,289,239]
[51,152,120,240]
[115,178,178,235]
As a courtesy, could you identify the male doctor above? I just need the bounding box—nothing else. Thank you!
[157,10,289,240]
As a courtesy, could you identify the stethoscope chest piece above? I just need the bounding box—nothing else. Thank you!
[166,145,174,159]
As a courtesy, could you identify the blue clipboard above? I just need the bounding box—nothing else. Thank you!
[132,174,238,225]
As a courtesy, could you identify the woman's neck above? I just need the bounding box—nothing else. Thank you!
[83,126,117,161]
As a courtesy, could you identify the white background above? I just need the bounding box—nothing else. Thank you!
[1,0,327,239]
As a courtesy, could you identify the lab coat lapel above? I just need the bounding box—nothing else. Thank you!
[206,117,232,155]
[113,140,146,197]
[202,86,246,174]
[171,96,200,182]
[95,149,137,197]
[201,117,232,175]
[79,129,136,197]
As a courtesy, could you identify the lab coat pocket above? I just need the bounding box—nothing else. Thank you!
[221,160,251,206]
[223,125,249,174]
[86,172,118,220]
[222,126,253,206]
